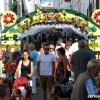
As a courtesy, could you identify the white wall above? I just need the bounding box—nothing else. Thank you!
[0,0,4,14]
[17,1,22,18]
[23,0,35,14]
[35,0,41,5]
[81,0,89,15]
[53,0,78,9]
[53,0,90,16]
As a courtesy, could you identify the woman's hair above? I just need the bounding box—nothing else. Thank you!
[49,44,54,49]
[12,52,20,60]
[57,47,65,56]
[0,84,9,98]
[22,50,32,61]
[37,45,43,51]
[65,42,71,48]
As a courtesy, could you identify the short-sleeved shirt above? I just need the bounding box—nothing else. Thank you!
[37,53,56,75]
[2,51,12,63]
[30,50,38,66]
[71,42,78,53]
[71,50,92,81]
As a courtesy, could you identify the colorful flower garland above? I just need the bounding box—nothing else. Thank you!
[1,11,17,26]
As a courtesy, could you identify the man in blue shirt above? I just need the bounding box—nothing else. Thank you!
[29,43,38,94]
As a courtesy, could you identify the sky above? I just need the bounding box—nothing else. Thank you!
[42,0,52,4]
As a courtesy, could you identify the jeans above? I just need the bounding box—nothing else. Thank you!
[32,66,37,93]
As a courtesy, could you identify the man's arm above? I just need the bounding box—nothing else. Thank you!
[70,54,74,72]
[85,79,98,95]
[70,64,74,72]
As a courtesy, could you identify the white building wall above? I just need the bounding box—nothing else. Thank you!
[53,0,79,10]
[23,0,35,14]
[81,0,89,15]
[53,0,90,16]
[17,1,22,18]
[0,0,5,14]
[35,0,41,5]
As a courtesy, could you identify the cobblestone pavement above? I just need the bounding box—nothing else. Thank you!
[31,86,70,100]
[1,73,73,100]
[31,75,74,100]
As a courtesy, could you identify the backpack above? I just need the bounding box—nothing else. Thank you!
[11,59,17,73]
[4,61,12,73]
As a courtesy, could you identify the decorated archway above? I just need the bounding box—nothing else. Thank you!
[1,9,100,51]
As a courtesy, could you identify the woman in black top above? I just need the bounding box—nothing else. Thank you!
[16,50,33,79]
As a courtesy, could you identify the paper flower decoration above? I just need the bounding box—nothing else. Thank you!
[92,9,100,25]
[1,11,17,26]
[94,12,100,23]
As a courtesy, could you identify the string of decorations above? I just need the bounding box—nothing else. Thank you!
[1,9,100,47]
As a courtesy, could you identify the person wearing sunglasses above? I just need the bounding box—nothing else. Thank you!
[37,44,56,100]
[49,44,55,55]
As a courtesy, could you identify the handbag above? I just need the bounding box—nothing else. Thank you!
[14,61,22,79]
[66,71,71,77]
[56,80,74,98]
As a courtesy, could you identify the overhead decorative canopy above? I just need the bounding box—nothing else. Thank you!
[1,9,100,51]
[21,24,88,40]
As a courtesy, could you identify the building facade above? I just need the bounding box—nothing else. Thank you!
[53,0,100,16]
[0,0,41,31]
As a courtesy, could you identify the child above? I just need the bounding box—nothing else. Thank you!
[11,89,25,100]
[13,89,21,96]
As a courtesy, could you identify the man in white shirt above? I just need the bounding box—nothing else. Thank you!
[37,44,56,100]
[71,38,79,53]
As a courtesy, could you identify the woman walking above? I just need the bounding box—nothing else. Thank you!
[53,47,68,100]
[16,50,33,79]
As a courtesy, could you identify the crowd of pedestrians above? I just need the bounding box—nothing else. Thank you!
[1,37,100,100]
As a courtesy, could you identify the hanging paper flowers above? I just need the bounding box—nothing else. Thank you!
[52,29,56,33]
[49,13,55,21]
[1,11,17,26]
[44,9,47,13]
[56,8,60,12]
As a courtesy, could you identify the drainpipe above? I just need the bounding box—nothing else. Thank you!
[17,0,22,18]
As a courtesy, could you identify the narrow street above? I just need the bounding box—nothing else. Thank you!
[1,73,73,100]
[31,86,70,100]
[31,76,73,100]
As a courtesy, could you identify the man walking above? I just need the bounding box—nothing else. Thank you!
[29,43,38,94]
[2,45,12,78]
[70,40,92,81]
[37,44,56,100]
